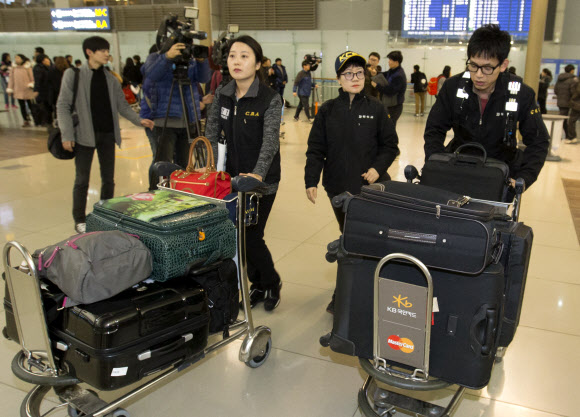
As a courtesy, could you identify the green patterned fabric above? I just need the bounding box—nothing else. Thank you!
[86,190,236,282]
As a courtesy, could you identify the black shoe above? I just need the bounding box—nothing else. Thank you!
[249,287,266,309]
[264,282,282,311]
[326,292,336,314]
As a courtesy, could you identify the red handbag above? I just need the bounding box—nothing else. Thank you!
[170,136,232,199]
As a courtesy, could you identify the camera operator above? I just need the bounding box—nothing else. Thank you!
[142,42,212,169]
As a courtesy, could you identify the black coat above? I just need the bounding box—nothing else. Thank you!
[305,89,399,195]
[424,71,550,188]
[33,64,51,102]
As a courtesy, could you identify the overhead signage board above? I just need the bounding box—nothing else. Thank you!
[402,0,532,40]
[51,7,110,31]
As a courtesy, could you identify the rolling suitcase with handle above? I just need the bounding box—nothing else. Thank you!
[325,244,504,389]
[49,278,210,391]
[86,189,236,282]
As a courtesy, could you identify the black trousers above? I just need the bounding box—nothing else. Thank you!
[294,95,311,119]
[387,104,404,127]
[17,99,32,121]
[154,126,191,168]
[559,107,571,139]
[538,97,547,114]
[327,192,345,233]
[246,193,281,290]
[73,132,116,224]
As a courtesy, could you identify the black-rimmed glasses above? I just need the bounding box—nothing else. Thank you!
[466,61,501,75]
[341,71,365,81]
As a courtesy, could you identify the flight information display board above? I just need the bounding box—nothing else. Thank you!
[402,0,532,39]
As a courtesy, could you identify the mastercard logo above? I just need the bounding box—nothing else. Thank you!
[386,335,415,353]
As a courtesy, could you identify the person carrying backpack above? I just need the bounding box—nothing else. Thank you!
[411,64,428,116]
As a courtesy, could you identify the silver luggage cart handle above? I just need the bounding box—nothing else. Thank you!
[373,253,434,383]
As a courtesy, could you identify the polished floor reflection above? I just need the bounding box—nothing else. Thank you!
[0,106,578,417]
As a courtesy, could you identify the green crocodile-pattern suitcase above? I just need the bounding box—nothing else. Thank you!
[86,190,236,282]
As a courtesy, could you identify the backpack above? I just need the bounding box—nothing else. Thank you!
[33,231,152,306]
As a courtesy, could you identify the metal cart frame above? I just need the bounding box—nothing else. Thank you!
[357,253,465,417]
[3,177,272,417]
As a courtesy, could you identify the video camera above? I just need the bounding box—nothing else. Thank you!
[156,7,209,63]
[304,53,322,71]
[211,24,240,76]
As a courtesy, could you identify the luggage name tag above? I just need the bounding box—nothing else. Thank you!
[111,367,128,377]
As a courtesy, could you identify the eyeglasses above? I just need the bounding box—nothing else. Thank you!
[466,61,501,75]
[341,70,365,81]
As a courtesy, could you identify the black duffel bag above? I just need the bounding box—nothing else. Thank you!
[421,142,510,202]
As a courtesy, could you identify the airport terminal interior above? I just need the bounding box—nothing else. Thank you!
[0,104,579,416]
[1,0,580,416]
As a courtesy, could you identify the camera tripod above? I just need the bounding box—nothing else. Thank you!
[149,64,207,189]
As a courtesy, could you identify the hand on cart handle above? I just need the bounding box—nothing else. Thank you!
[232,174,267,193]
[508,178,525,194]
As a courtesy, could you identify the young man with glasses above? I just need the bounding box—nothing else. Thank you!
[424,24,549,190]
[304,51,399,313]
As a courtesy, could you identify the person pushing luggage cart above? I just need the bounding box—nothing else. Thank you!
[423,24,550,193]
[304,50,399,313]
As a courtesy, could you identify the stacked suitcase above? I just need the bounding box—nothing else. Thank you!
[3,189,241,391]
[324,181,533,389]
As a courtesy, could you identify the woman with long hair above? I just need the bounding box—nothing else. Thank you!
[1,52,17,109]
[204,35,283,311]
[7,54,35,127]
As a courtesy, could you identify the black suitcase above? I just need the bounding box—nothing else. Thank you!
[326,250,504,389]
[49,279,210,391]
[420,143,510,202]
[495,220,533,347]
[340,181,505,275]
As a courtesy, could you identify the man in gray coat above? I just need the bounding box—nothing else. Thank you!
[57,36,154,234]
[554,64,579,141]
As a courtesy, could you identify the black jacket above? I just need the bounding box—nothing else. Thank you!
[411,71,428,93]
[33,64,51,102]
[273,64,288,88]
[206,78,282,193]
[305,89,399,195]
[375,66,407,105]
[424,71,550,188]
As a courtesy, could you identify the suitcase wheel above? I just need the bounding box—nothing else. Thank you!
[244,336,272,368]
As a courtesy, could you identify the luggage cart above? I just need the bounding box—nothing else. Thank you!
[358,253,466,417]
[3,175,272,417]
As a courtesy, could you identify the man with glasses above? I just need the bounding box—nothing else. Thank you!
[424,24,549,191]
[304,51,399,314]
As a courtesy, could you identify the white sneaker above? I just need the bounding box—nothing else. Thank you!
[74,223,86,234]
[564,138,579,144]
[415,113,420,117]
[307,118,314,123]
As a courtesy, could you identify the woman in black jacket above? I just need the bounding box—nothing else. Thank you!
[305,51,399,313]
[204,35,283,311]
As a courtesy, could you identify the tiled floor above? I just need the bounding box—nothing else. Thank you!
[0,106,578,417]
